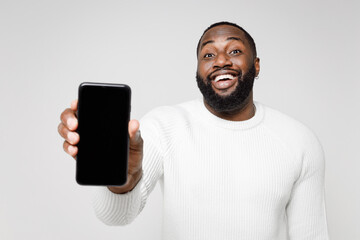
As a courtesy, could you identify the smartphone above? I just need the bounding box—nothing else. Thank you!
[76,82,131,186]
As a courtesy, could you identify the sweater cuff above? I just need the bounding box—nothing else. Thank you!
[92,177,143,225]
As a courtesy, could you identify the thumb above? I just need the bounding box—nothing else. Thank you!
[129,119,142,147]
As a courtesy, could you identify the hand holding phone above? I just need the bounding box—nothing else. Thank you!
[58,83,143,191]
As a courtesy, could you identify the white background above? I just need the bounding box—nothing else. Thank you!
[0,0,359,239]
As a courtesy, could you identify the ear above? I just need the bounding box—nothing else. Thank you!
[254,57,260,77]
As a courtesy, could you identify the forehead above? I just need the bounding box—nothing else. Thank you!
[200,25,247,45]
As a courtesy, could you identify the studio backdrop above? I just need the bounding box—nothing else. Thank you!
[0,0,359,239]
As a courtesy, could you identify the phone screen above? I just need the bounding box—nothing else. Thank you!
[76,82,131,186]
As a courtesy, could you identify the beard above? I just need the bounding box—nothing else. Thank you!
[196,64,256,114]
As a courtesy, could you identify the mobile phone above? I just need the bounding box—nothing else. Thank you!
[76,82,131,186]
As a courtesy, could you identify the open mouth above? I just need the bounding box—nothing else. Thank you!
[213,74,236,82]
[211,73,238,90]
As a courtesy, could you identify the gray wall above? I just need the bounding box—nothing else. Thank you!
[1,0,359,239]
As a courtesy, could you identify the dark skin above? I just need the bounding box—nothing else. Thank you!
[197,25,260,121]
[58,24,260,194]
[58,100,143,194]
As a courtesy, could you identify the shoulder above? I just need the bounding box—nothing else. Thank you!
[139,100,200,154]
[259,102,323,156]
[139,99,201,134]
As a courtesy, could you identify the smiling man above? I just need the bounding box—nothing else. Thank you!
[196,22,259,120]
[58,22,329,239]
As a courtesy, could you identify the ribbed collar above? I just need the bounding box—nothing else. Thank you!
[194,98,264,130]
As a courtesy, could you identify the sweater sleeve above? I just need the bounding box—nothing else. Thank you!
[286,131,330,239]
[91,112,164,225]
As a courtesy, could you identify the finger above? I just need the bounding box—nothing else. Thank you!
[129,119,142,149]
[129,119,140,139]
[70,99,78,112]
[58,123,80,145]
[63,141,78,158]
[60,108,78,131]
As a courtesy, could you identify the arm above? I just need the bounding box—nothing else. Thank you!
[92,114,164,225]
[286,133,330,239]
[58,100,164,225]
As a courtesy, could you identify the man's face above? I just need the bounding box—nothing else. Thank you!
[196,25,259,113]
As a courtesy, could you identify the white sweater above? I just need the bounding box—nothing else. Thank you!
[92,99,329,240]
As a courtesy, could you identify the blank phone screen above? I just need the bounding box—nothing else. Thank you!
[76,83,131,186]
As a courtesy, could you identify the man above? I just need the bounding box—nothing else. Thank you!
[58,22,329,239]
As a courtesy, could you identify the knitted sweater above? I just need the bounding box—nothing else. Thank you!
[92,99,329,240]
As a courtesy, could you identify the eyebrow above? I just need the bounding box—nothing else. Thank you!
[200,36,245,51]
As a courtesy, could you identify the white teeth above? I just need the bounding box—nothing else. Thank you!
[214,74,235,82]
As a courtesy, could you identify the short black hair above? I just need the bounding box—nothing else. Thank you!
[196,21,257,59]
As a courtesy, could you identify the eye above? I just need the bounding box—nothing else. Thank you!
[230,49,242,55]
[203,53,214,58]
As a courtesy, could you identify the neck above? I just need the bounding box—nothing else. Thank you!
[203,91,255,121]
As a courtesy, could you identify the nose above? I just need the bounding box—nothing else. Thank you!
[214,52,232,68]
